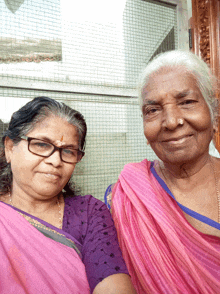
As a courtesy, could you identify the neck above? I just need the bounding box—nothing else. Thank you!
[9,191,62,215]
[160,153,211,179]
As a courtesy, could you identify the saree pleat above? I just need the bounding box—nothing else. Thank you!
[0,202,90,294]
[112,159,220,294]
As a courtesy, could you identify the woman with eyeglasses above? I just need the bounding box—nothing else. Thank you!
[0,97,136,294]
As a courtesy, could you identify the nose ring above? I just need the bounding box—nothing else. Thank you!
[178,118,184,125]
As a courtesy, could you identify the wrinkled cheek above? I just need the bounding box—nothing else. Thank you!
[193,116,213,143]
[192,109,212,130]
[149,142,163,156]
[143,122,160,142]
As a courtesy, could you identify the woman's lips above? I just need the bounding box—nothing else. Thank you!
[41,173,61,180]
[162,135,193,146]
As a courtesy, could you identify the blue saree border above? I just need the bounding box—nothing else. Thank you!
[150,161,220,231]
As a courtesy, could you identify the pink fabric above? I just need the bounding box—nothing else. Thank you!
[112,159,220,294]
[0,202,90,294]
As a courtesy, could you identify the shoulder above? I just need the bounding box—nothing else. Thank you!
[63,195,110,245]
[124,159,151,169]
[65,194,105,208]
[64,195,109,218]
[119,159,152,175]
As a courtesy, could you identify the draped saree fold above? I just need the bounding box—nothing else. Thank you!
[0,202,90,294]
[112,159,220,294]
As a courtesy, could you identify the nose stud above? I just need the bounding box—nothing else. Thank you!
[178,118,184,125]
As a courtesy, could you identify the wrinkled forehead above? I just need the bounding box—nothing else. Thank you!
[142,67,197,99]
[27,115,80,144]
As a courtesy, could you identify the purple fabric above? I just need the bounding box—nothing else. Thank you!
[2,202,82,248]
[3,195,129,293]
[62,195,129,292]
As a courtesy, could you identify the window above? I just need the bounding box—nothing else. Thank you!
[0,0,177,200]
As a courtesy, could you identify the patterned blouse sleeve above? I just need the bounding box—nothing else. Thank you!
[104,183,115,210]
[81,195,129,293]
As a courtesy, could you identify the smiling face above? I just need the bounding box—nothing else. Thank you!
[5,115,79,200]
[142,67,214,165]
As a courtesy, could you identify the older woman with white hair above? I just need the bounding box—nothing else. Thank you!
[109,50,220,293]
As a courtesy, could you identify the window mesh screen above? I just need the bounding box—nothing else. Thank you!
[0,0,177,200]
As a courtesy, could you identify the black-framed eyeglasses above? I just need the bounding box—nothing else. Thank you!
[20,135,84,164]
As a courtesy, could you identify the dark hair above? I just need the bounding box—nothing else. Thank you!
[0,96,87,196]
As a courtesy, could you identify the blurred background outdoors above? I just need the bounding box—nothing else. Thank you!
[0,0,190,200]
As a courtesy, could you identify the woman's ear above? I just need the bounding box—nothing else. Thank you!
[213,122,218,135]
[212,114,219,134]
[4,137,14,163]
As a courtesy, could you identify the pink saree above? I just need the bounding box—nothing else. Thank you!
[0,202,90,294]
[112,159,220,294]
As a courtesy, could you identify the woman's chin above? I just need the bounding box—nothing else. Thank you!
[158,152,199,166]
[30,187,63,199]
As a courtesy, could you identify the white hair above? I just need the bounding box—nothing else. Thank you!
[138,50,219,122]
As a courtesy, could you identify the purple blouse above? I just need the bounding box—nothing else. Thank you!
[62,195,129,292]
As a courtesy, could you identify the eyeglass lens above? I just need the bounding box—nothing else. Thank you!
[29,139,81,163]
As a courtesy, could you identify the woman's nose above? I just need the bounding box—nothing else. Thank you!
[44,150,62,166]
[162,105,183,130]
